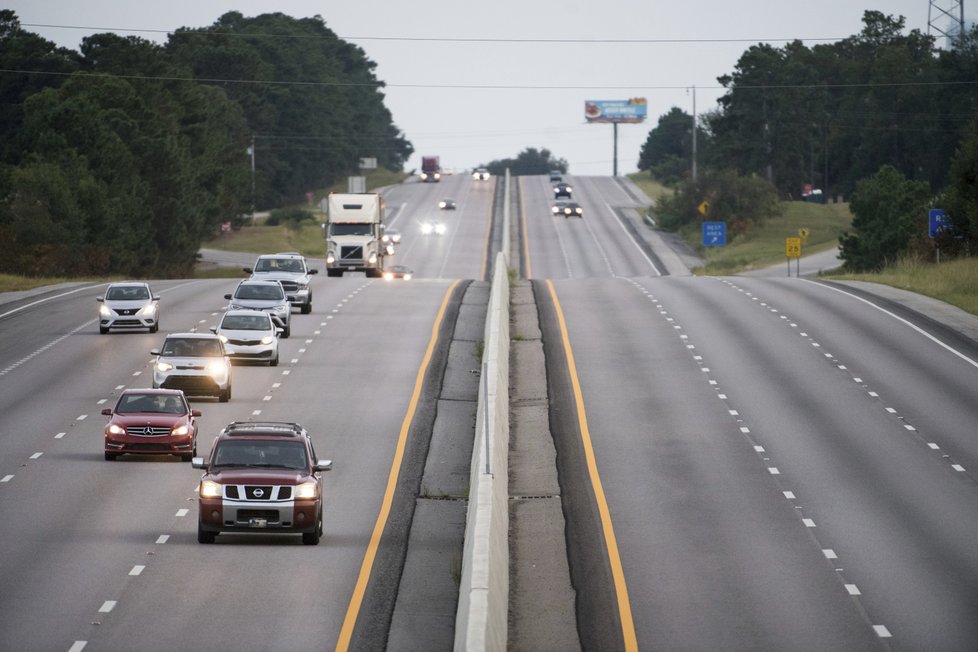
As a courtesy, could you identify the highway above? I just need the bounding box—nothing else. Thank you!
[0,172,493,651]
[2,170,978,651]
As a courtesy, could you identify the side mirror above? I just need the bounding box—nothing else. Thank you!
[243,267,253,274]
[152,295,161,302]
[191,409,202,417]
[209,326,217,334]
[308,269,319,275]
[191,457,207,469]
[275,327,284,336]
[96,296,104,302]
[315,460,333,472]
[224,294,232,300]
[101,408,112,416]
[150,348,160,356]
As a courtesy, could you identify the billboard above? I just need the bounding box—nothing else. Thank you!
[585,98,648,123]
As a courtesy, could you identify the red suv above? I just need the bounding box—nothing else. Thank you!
[192,422,332,545]
[102,389,200,461]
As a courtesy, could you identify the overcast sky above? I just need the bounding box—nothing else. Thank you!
[6,1,941,176]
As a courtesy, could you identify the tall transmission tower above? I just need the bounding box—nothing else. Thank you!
[928,0,965,45]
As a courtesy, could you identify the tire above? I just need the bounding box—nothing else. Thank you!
[270,354,279,367]
[219,385,230,403]
[99,326,110,334]
[301,301,312,315]
[282,324,291,339]
[302,511,323,545]
[198,523,216,544]
[150,322,159,333]
[104,452,117,461]
[180,453,193,462]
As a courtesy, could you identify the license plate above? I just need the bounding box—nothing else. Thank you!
[249,518,267,528]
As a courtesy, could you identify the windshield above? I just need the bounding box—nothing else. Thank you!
[162,338,224,357]
[212,440,308,470]
[255,258,303,273]
[330,223,373,236]
[106,286,150,301]
[221,314,271,331]
[117,393,186,414]
[235,284,285,300]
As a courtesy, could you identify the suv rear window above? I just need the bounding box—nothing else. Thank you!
[162,338,224,357]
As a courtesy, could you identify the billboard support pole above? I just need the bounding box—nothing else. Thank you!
[613,122,619,177]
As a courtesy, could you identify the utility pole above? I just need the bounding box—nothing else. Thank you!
[249,135,256,224]
[691,85,698,182]
[613,122,619,177]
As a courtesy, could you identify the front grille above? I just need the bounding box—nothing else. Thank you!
[340,245,363,261]
[230,351,272,359]
[114,319,142,326]
[226,486,239,499]
[128,443,169,451]
[278,281,299,292]
[278,487,292,500]
[237,509,279,522]
[161,376,219,392]
[125,426,170,436]
[227,338,262,346]
[245,485,273,500]
[117,308,139,316]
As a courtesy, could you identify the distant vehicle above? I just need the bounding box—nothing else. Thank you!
[97,282,160,334]
[552,201,584,218]
[438,198,457,210]
[419,221,447,235]
[420,155,441,182]
[472,168,491,181]
[210,309,281,367]
[102,388,201,461]
[224,280,291,338]
[553,182,573,198]
[382,227,402,245]
[244,253,317,315]
[549,170,563,182]
[324,192,387,278]
[151,333,232,402]
[192,421,332,545]
[383,265,414,281]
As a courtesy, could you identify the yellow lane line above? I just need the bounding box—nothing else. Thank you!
[335,280,460,651]
[519,177,532,279]
[545,279,638,652]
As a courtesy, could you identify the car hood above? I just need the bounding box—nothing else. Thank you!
[206,468,311,485]
[110,413,189,426]
[219,328,273,340]
[158,355,226,367]
[227,299,286,309]
[250,271,309,283]
[104,300,152,310]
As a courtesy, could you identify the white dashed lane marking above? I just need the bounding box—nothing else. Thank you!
[129,565,144,576]
[98,601,116,613]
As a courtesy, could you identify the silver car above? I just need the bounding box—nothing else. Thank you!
[224,280,291,338]
[97,282,160,334]
[151,333,232,402]
[244,253,318,315]
[210,309,281,366]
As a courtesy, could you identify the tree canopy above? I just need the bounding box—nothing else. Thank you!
[481,147,568,176]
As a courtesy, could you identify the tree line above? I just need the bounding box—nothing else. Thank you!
[639,11,978,270]
[0,11,412,277]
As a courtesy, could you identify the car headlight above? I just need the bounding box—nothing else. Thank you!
[260,335,275,345]
[434,223,447,235]
[274,304,289,314]
[99,305,112,317]
[383,272,394,281]
[207,360,228,376]
[420,222,433,234]
[156,361,174,372]
[137,303,157,317]
[326,253,335,264]
[107,424,125,436]
[368,252,378,264]
[392,234,401,243]
[229,303,245,310]
[171,424,191,437]
[199,480,222,498]
[403,273,412,281]
[295,481,319,499]
[576,208,583,214]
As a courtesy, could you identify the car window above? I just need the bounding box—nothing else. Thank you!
[107,286,149,301]
[330,223,372,236]
[213,441,308,469]
[237,284,284,300]
[118,394,155,413]
[222,314,270,330]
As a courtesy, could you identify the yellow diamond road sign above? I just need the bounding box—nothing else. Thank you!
[786,237,802,258]
[698,200,710,216]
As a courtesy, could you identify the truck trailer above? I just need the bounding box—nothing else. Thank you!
[420,156,441,182]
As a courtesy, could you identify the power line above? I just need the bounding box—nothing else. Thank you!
[20,22,850,45]
[3,68,978,92]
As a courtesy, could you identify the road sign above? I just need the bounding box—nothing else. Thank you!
[799,228,810,240]
[702,221,726,246]
[785,237,802,258]
[698,200,711,216]
[928,208,949,238]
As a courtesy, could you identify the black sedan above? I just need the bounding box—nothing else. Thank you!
[552,201,583,218]
[553,182,572,198]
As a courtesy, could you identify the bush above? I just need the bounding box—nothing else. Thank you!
[265,208,313,226]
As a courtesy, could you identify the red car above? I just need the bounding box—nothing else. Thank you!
[192,421,332,545]
[102,389,201,461]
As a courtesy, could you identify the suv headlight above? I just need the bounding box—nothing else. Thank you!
[199,480,222,498]
[207,360,228,376]
[99,305,112,317]
[295,481,319,499]
[156,361,174,372]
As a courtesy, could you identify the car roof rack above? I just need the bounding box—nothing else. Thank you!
[222,421,305,437]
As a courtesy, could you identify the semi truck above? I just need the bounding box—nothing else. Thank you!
[420,155,441,182]
[323,192,386,277]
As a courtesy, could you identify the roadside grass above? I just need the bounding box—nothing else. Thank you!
[626,171,672,205]
[693,201,852,275]
[0,273,119,293]
[828,256,978,315]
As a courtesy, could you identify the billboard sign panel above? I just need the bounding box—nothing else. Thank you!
[585,98,648,123]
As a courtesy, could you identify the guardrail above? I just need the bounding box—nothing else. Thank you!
[454,173,512,650]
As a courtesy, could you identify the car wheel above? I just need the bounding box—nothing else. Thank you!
[326,269,343,278]
[150,322,159,333]
[99,326,109,334]
[180,453,193,462]
[219,386,230,403]
[197,523,216,544]
[301,301,312,315]
[302,512,322,545]
[270,354,279,367]
[104,452,117,461]
[282,324,291,339]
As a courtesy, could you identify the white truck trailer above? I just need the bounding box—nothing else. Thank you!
[324,192,386,278]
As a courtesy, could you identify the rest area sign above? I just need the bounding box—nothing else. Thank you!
[702,222,726,246]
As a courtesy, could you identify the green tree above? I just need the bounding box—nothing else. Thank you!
[483,147,567,176]
[942,112,978,250]
[655,169,781,237]
[839,165,931,271]
[638,107,710,184]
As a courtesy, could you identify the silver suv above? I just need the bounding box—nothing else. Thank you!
[224,280,292,338]
[97,282,160,334]
[244,253,317,315]
[151,333,232,402]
